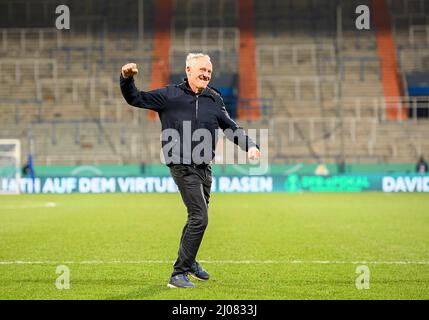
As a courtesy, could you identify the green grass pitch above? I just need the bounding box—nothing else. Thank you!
[0,193,428,299]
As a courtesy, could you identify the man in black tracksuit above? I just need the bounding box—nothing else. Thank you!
[120,53,261,288]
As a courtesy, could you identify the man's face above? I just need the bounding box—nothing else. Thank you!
[186,57,212,92]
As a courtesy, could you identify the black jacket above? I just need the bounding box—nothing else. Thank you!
[120,75,258,165]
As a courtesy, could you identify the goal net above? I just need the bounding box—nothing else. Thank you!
[0,139,21,194]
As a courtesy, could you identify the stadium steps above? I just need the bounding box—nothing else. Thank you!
[237,0,259,120]
[147,0,173,121]
[372,0,408,120]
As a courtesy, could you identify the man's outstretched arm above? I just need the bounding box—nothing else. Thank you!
[120,63,167,111]
[217,98,261,160]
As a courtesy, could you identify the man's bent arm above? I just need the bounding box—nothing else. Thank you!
[120,74,167,111]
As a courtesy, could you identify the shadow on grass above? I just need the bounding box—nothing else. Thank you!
[4,278,152,286]
[106,284,169,300]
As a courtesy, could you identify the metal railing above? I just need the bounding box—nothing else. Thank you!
[388,0,428,16]
[391,14,429,37]
[268,96,429,122]
[48,46,105,71]
[320,56,381,81]
[2,95,428,127]
[182,27,239,53]
[95,56,152,81]
[409,25,429,45]
[297,96,429,122]
[258,75,338,102]
[171,0,237,35]
[270,117,378,144]
[99,98,142,124]
[25,120,149,165]
[397,44,429,72]
[44,154,124,166]
[236,98,273,121]
[257,44,335,68]
[0,28,63,53]
[0,99,43,124]
[269,115,429,162]
[35,77,114,103]
[0,58,57,83]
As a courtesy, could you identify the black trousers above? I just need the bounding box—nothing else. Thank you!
[169,164,212,276]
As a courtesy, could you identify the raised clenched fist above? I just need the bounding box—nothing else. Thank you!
[248,146,261,161]
[121,63,139,78]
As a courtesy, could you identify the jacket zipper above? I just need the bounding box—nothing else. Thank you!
[195,95,199,125]
[192,95,200,165]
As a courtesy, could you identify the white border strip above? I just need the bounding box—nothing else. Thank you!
[0,202,57,209]
[0,260,428,265]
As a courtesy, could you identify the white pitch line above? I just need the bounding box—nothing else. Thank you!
[0,260,428,265]
[0,202,57,209]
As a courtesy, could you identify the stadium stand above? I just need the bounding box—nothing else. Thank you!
[0,0,428,165]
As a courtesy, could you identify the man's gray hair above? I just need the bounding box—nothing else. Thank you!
[186,53,211,67]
